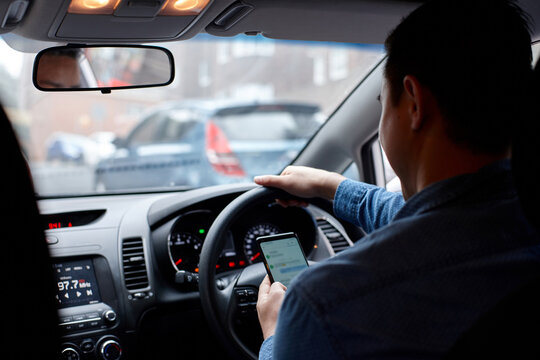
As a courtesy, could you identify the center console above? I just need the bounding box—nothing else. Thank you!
[54,257,123,360]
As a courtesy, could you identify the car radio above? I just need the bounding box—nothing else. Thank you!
[54,258,123,360]
[53,258,118,334]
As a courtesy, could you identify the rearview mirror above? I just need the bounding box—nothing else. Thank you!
[33,45,174,93]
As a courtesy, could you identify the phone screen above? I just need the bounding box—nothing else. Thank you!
[257,232,309,287]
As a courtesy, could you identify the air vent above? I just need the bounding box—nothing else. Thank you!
[316,218,351,254]
[122,237,149,290]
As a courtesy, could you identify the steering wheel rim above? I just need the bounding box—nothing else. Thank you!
[199,186,299,360]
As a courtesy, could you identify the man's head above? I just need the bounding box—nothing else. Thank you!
[379,0,533,196]
[36,48,82,89]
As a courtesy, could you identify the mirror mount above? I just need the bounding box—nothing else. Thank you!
[33,44,175,92]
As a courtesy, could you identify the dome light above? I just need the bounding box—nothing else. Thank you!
[159,0,210,16]
[68,0,121,14]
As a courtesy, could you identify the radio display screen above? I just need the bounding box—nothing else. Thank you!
[53,259,101,308]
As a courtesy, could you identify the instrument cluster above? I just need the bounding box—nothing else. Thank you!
[167,203,317,275]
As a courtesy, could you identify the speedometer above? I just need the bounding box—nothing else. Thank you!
[243,223,282,264]
[168,231,203,273]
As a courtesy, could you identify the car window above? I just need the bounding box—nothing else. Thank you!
[381,146,400,192]
[342,162,360,181]
[128,113,165,146]
[161,112,199,143]
[342,138,399,191]
[533,42,540,67]
[215,108,321,141]
[0,34,385,196]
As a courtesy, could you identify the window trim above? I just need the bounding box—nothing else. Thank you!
[360,134,383,186]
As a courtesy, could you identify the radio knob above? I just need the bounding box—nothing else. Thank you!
[99,339,122,360]
[103,310,117,323]
[61,346,80,360]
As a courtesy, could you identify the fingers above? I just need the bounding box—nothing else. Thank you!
[259,275,271,294]
[275,199,308,208]
[271,281,287,292]
[258,275,287,297]
[253,174,283,187]
[257,276,287,339]
[254,166,299,188]
[255,169,308,208]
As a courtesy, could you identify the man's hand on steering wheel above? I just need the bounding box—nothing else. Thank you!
[254,166,346,207]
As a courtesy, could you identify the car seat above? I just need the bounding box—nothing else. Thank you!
[446,58,540,358]
[1,105,60,359]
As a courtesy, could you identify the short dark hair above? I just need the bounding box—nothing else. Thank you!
[384,0,533,154]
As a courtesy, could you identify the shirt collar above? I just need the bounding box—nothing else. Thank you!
[393,159,513,221]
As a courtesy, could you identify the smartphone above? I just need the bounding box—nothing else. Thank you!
[257,232,309,287]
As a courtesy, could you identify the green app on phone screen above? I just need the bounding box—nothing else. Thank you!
[257,232,309,287]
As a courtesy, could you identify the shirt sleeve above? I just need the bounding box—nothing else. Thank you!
[333,179,405,233]
[258,286,340,360]
[259,336,274,360]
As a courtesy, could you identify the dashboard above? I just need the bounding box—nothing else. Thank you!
[40,183,355,360]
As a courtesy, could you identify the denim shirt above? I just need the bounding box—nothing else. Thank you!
[259,160,540,359]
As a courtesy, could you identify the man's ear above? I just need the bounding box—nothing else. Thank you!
[402,75,425,131]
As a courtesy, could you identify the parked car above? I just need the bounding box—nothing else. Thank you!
[46,131,116,165]
[46,132,89,164]
[95,100,323,190]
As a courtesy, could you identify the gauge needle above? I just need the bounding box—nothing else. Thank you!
[251,252,261,261]
[176,258,183,265]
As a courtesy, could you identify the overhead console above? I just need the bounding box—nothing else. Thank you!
[53,0,209,40]
[8,0,240,42]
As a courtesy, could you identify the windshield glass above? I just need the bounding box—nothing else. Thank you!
[0,34,384,196]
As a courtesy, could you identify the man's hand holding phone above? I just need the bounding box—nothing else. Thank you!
[257,275,287,340]
[256,232,309,339]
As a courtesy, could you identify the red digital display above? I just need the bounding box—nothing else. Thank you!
[48,222,73,230]
[42,210,105,231]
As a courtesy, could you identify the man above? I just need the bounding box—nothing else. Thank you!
[254,0,539,358]
[36,49,82,89]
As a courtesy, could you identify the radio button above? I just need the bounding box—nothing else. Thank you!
[46,236,59,245]
[72,314,86,322]
[86,312,100,319]
[80,340,95,354]
[103,310,117,323]
[89,320,101,328]
[60,316,73,324]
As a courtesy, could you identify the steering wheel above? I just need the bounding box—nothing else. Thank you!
[199,186,313,359]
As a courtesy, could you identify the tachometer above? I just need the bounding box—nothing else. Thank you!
[243,223,282,264]
[168,231,203,273]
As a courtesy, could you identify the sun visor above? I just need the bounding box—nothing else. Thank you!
[206,0,420,44]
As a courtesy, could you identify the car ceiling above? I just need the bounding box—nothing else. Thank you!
[2,0,539,52]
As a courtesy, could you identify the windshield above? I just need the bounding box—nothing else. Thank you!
[0,34,384,196]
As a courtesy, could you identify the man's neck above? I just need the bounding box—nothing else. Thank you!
[402,141,509,200]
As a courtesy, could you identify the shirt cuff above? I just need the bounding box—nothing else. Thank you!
[259,335,274,360]
[333,179,366,225]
